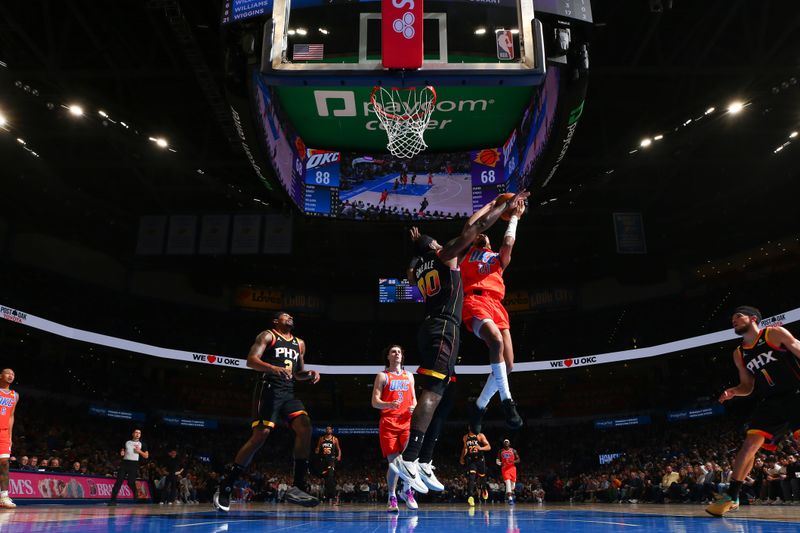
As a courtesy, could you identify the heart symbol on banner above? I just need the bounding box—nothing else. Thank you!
[564,359,573,367]
[207,355,217,364]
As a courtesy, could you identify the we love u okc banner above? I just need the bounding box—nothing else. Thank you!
[1,302,798,374]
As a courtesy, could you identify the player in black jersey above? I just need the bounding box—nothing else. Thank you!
[460,429,491,507]
[315,426,342,504]
[214,311,321,512]
[707,306,800,517]
[390,191,529,494]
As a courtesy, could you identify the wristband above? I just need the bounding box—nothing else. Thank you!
[504,215,519,239]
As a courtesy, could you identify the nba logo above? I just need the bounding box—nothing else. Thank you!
[495,30,514,60]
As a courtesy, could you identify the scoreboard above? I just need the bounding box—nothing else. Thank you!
[379,278,423,303]
[221,0,272,24]
[302,149,340,217]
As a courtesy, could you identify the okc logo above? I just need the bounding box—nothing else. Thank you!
[393,12,415,39]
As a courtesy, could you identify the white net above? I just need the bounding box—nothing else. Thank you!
[370,86,437,158]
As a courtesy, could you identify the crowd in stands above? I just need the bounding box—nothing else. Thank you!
[339,200,467,222]
[9,394,800,507]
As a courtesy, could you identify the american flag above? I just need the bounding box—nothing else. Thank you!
[293,44,324,60]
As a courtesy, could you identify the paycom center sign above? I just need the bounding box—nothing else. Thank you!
[273,85,533,152]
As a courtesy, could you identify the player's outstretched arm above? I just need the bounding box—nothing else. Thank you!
[478,433,491,452]
[439,192,529,264]
[499,201,526,269]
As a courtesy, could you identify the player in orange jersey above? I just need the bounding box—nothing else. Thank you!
[372,345,417,512]
[497,439,520,505]
[462,201,526,432]
[0,369,18,509]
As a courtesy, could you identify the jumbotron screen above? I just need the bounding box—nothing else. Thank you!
[221,0,272,25]
[251,65,561,220]
[378,278,424,304]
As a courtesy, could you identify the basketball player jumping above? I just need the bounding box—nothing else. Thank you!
[214,311,321,511]
[390,191,529,494]
[0,368,18,509]
[497,439,520,505]
[315,426,341,504]
[372,344,417,512]
[706,306,800,517]
[464,201,526,432]
[460,428,491,507]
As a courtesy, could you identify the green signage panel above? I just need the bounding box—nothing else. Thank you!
[273,85,534,152]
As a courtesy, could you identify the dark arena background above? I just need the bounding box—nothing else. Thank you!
[1,1,800,532]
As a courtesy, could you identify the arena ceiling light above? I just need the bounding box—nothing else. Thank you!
[0,113,6,127]
[98,110,108,118]
[727,101,744,114]
[475,28,487,35]
[704,107,715,115]
[318,28,329,35]
[296,28,307,35]
[653,134,663,140]
[790,131,798,138]
[68,104,84,117]
[148,136,169,148]
[640,138,652,148]
[16,138,25,145]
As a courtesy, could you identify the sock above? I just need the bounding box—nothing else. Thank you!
[418,384,456,463]
[223,464,245,492]
[402,429,425,462]
[477,376,498,410]
[418,438,437,465]
[293,459,309,489]
[505,480,512,493]
[491,362,512,401]
[727,480,742,500]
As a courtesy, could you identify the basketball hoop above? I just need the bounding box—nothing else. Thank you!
[370,86,437,158]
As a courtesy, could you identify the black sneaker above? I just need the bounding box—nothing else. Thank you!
[107,500,117,507]
[468,398,487,434]
[213,487,231,512]
[501,399,523,429]
[284,486,320,507]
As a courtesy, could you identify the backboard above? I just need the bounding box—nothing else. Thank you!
[264,0,545,84]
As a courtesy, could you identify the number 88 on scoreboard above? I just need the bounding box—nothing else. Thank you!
[304,149,341,187]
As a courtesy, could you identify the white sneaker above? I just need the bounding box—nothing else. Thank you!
[399,488,418,510]
[417,462,444,491]
[389,456,428,494]
[0,497,16,509]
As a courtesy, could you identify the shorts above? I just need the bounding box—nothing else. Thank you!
[502,466,517,482]
[416,316,460,394]
[466,457,486,477]
[379,416,411,458]
[0,428,9,459]
[251,381,308,429]
[320,456,337,474]
[463,293,510,334]
[746,391,800,451]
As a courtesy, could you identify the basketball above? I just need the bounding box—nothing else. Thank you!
[496,192,516,221]
[476,149,500,167]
